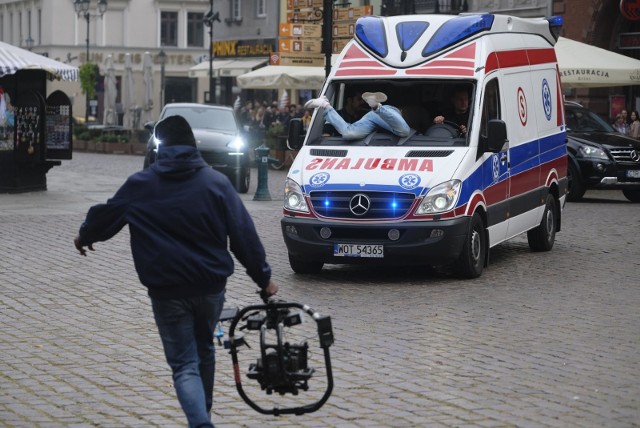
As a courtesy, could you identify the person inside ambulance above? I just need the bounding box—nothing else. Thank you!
[306,91,412,140]
[433,86,471,135]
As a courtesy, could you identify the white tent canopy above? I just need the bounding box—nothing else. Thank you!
[0,41,78,81]
[556,37,640,88]
[237,65,328,90]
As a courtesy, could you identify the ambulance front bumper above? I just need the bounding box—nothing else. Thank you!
[281,216,470,265]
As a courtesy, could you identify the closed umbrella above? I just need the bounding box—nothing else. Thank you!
[122,53,136,129]
[141,51,154,125]
[103,54,117,125]
[279,90,289,109]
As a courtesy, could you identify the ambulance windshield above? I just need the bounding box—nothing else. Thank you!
[305,80,475,148]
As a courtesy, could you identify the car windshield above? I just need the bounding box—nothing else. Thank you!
[565,106,615,133]
[304,79,475,147]
[162,106,238,133]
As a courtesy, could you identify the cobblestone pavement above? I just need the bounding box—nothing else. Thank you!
[1,152,639,428]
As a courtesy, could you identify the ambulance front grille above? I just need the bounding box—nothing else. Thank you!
[309,149,348,157]
[405,150,453,157]
[309,191,415,219]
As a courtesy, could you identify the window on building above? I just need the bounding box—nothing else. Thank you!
[160,11,178,47]
[187,12,204,47]
[232,0,242,21]
[256,0,266,18]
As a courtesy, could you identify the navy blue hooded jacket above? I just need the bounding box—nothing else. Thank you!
[77,145,271,299]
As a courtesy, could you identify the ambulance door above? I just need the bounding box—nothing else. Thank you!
[480,76,510,246]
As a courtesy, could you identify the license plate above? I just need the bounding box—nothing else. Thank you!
[333,243,384,258]
[626,170,640,178]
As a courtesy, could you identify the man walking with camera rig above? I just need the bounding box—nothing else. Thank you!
[74,115,278,427]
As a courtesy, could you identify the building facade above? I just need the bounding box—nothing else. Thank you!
[1,0,638,125]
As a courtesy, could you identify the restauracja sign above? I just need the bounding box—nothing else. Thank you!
[560,69,610,78]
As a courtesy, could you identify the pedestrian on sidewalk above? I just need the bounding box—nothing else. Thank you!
[74,115,278,428]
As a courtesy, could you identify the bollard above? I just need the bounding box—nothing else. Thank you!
[253,144,272,201]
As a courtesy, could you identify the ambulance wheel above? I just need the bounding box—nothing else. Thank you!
[454,212,486,279]
[289,253,323,274]
[527,193,556,252]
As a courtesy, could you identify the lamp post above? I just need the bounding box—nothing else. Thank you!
[25,36,34,51]
[204,2,220,104]
[74,0,108,124]
[158,49,167,108]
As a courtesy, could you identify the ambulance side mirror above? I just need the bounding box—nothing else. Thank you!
[288,119,304,150]
[487,120,508,152]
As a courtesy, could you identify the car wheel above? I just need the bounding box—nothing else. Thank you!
[622,189,640,202]
[566,161,585,202]
[527,193,557,252]
[288,253,323,274]
[234,168,250,194]
[454,212,486,279]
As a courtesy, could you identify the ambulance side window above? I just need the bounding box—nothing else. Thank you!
[480,78,501,142]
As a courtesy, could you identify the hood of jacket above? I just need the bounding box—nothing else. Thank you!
[150,145,209,180]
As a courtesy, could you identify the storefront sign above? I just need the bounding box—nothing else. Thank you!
[620,0,640,21]
[213,39,276,58]
[270,52,326,67]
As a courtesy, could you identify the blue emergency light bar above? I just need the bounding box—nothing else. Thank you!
[355,16,388,57]
[422,14,494,57]
[396,21,430,52]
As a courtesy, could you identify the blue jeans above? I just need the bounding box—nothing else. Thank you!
[151,292,225,428]
[325,105,410,140]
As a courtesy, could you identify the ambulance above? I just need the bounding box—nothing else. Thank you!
[281,13,568,278]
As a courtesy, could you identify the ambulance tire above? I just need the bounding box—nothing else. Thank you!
[527,193,556,252]
[454,212,486,279]
[289,253,323,274]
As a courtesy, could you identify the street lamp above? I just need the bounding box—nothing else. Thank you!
[74,0,108,124]
[204,2,220,104]
[25,36,34,51]
[158,49,167,107]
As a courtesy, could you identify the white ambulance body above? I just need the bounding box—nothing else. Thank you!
[282,14,567,278]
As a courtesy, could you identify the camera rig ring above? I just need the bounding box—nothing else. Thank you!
[227,299,334,416]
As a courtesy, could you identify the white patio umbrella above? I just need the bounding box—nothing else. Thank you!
[122,53,136,129]
[102,54,117,125]
[141,51,154,125]
[556,37,640,88]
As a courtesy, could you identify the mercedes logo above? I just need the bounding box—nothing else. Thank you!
[631,150,640,163]
[349,193,371,216]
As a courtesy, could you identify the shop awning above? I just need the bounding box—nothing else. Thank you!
[0,41,78,81]
[188,58,268,79]
[556,37,640,88]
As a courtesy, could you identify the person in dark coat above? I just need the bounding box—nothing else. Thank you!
[74,115,278,428]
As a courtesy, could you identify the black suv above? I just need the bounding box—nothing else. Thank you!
[144,103,251,193]
[565,102,640,202]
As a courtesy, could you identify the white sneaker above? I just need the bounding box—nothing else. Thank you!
[304,96,330,109]
[362,92,387,109]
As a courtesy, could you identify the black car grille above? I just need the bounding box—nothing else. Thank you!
[200,151,245,168]
[610,148,640,164]
[309,191,415,219]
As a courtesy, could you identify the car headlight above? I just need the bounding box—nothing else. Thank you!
[415,180,461,215]
[227,138,245,154]
[284,178,309,213]
[577,145,608,160]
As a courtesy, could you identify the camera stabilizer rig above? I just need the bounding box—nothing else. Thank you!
[227,294,334,416]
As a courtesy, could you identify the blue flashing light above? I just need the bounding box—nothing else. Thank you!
[546,16,563,40]
[324,200,330,207]
[422,14,494,58]
[391,200,398,209]
[355,16,388,58]
[396,21,430,52]
[546,15,563,29]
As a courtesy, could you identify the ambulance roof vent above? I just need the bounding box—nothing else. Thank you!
[355,16,388,58]
[422,14,494,57]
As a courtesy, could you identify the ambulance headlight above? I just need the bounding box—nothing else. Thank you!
[415,180,461,215]
[284,178,309,213]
